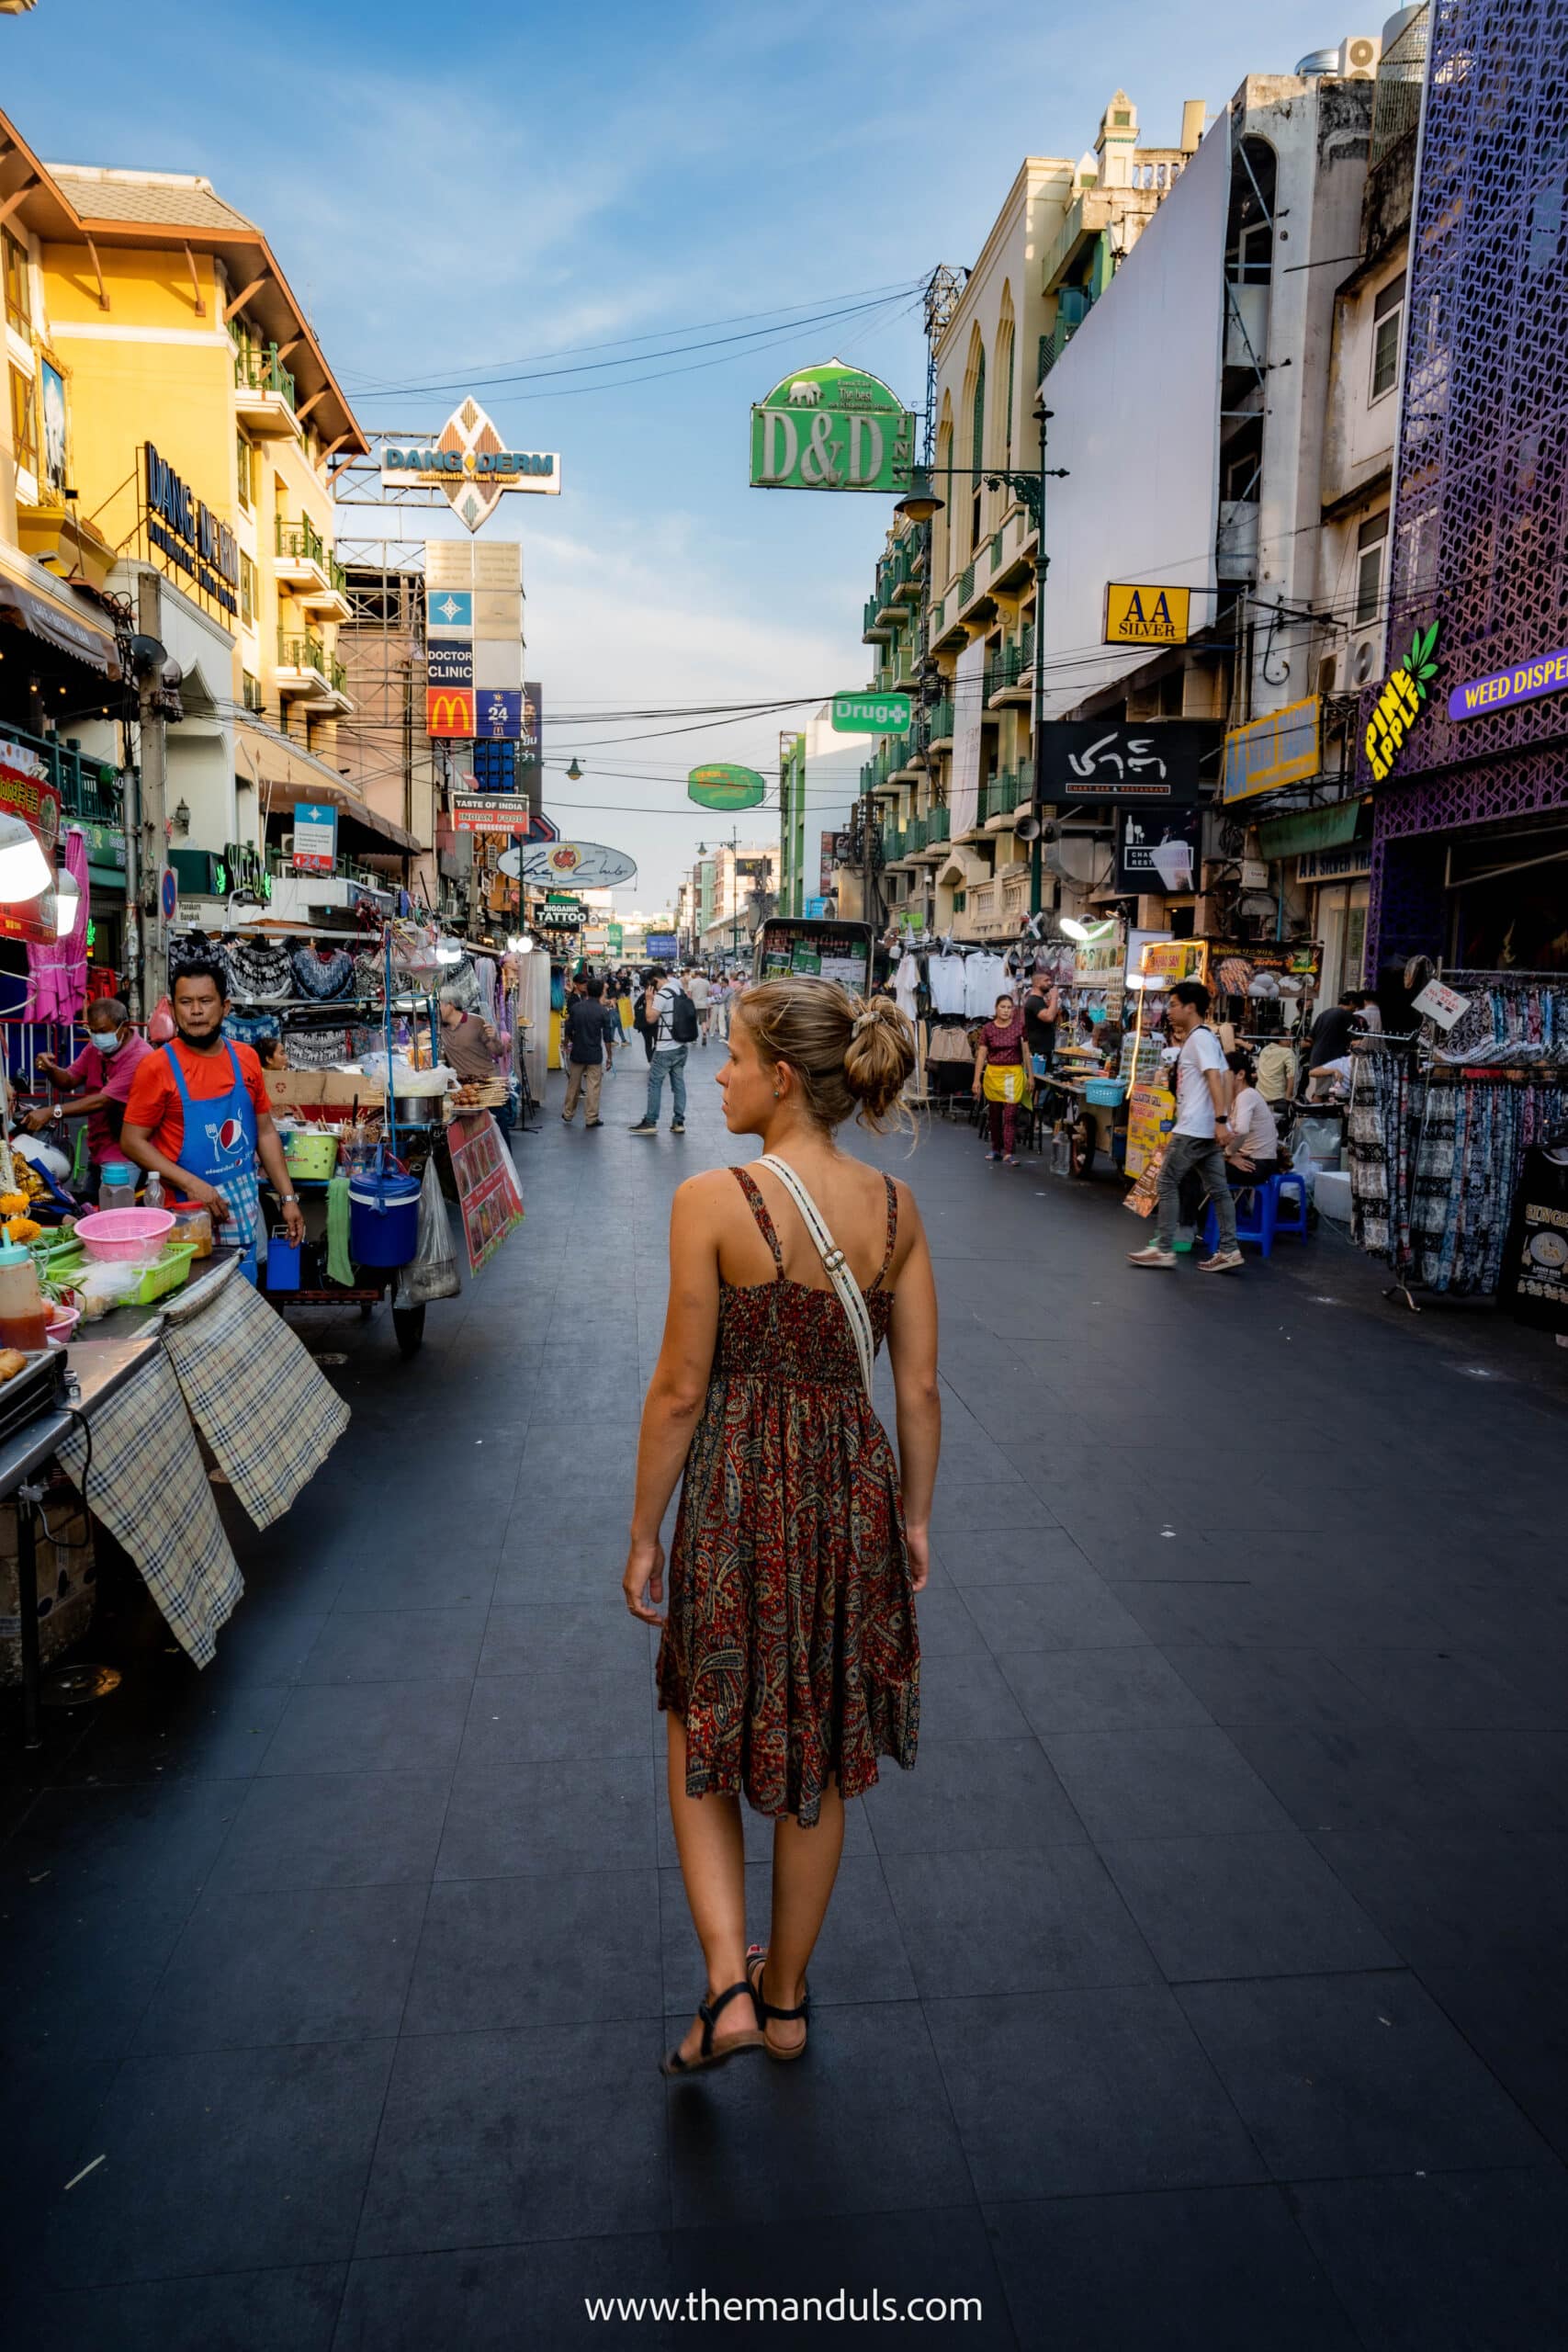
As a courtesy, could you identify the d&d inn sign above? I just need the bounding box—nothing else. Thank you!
[750,363,916,494]
[144,444,239,617]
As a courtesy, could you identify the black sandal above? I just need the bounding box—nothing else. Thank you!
[746,1944,811,2062]
[660,1979,764,2076]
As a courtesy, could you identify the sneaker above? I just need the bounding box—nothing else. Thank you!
[1200,1247,1245,1273]
[584,1120,603,1129]
[628,1120,657,1134]
[1127,1245,1177,1269]
[670,1121,686,1135]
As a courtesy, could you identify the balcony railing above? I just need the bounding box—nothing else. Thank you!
[863,594,891,642]
[929,696,954,741]
[927,803,951,844]
[277,632,350,695]
[0,722,121,829]
[275,517,347,593]
[960,561,976,607]
[905,815,928,854]
[881,822,904,863]
[233,337,297,413]
[982,769,1021,822]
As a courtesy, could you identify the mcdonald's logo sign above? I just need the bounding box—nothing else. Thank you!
[426,686,475,738]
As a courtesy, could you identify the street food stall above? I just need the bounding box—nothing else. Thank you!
[1123,935,1325,1181]
[753,917,876,997]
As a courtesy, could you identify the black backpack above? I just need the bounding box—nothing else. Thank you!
[669,988,699,1046]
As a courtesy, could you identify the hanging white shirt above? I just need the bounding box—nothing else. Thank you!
[894,956,921,1018]
[929,956,968,1015]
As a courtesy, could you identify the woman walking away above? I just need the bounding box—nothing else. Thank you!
[973,990,1028,1164]
[625,978,940,2075]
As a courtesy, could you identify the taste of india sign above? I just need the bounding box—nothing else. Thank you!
[750,362,916,493]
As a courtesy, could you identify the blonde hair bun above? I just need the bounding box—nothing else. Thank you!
[738,977,916,1133]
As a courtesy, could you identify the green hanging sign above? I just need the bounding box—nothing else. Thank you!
[831,690,910,733]
[688,763,767,811]
[750,361,916,494]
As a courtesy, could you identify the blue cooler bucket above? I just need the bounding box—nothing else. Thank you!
[348,1169,421,1268]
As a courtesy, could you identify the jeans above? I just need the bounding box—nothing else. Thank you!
[1157,1131,1238,1253]
[645,1046,688,1125]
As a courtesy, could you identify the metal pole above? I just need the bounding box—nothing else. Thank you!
[135,570,167,1023]
[1029,412,1050,918]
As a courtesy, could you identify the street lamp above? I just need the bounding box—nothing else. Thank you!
[566,758,583,781]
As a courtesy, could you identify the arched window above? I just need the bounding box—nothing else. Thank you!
[935,400,953,584]
[971,347,986,551]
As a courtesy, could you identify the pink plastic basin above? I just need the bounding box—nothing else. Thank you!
[73,1207,175,1262]
[47,1304,80,1343]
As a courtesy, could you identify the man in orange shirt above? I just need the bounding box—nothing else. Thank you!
[120,959,305,1284]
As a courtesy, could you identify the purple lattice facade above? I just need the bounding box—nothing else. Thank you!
[1366,0,1568,970]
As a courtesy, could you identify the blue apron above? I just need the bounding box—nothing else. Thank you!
[164,1042,265,1284]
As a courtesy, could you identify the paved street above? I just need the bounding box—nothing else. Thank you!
[6,1057,1568,2349]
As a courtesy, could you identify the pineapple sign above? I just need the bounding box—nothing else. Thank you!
[1366,623,1440,783]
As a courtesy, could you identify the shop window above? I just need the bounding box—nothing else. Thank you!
[8,364,36,476]
[1371,271,1405,401]
[3,228,30,336]
[240,550,257,628]
[1356,509,1388,626]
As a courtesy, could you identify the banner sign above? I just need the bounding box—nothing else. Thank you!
[426,686,475,738]
[452,793,534,832]
[831,690,911,733]
[509,839,637,889]
[143,442,240,619]
[1115,806,1201,894]
[427,641,473,687]
[292,802,337,876]
[382,399,560,533]
[1038,720,1213,804]
[1103,582,1191,648]
[750,363,916,494]
[0,740,59,943]
[689,763,766,811]
[1221,697,1320,802]
[448,1110,525,1273]
[475,689,525,740]
[819,831,836,896]
[427,589,473,634]
[647,932,679,962]
[1450,642,1568,723]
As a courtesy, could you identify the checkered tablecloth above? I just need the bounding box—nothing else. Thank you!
[160,1259,350,1529]
[58,1351,242,1668]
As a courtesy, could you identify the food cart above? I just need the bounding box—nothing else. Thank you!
[753,917,876,997]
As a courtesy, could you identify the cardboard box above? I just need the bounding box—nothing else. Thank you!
[267,1069,386,1109]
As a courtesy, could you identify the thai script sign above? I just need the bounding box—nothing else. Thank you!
[1039,720,1213,804]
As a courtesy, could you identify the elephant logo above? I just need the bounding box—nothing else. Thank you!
[788,380,823,407]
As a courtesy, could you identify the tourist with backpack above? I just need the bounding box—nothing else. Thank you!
[630,968,697,1136]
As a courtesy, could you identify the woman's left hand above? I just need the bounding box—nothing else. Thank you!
[906,1524,931,1593]
[624,1534,666,1625]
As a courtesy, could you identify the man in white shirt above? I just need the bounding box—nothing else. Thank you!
[1128,979,1243,1273]
[686,967,713,1045]
[629,968,693,1135]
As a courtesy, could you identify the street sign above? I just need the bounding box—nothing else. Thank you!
[1103,582,1191,648]
[688,763,766,811]
[292,802,338,875]
[1038,720,1216,805]
[159,865,177,921]
[537,902,585,932]
[831,690,911,733]
[750,362,916,494]
[452,793,533,833]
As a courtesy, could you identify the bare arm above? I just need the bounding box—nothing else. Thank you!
[254,1113,306,1242]
[1205,1065,1229,1134]
[886,1190,940,1592]
[973,1036,988,1095]
[119,1119,230,1219]
[624,1176,722,1624]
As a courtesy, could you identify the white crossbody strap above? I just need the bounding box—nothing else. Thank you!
[756,1154,876,1398]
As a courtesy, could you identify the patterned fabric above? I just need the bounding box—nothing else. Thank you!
[160,1258,350,1527]
[291,945,355,1001]
[980,1013,1025,1065]
[57,1350,243,1668]
[224,941,294,1006]
[655,1165,919,1826]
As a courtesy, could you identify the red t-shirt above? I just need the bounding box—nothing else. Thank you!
[122,1040,272,1199]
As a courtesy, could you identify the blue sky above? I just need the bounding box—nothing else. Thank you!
[6,0,1339,907]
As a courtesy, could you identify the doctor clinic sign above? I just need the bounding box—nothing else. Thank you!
[750,363,916,493]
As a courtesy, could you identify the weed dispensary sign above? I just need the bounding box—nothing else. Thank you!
[1366,624,1440,784]
[750,363,916,494]
[831,691,911,733]
[1449,641,1568,722]
[380,398,560,532]
[688,763,767,812]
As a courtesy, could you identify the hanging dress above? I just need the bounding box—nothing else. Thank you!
[655,1166,919,1826]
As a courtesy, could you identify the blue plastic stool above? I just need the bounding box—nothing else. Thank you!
[1201,1170,1309,1258]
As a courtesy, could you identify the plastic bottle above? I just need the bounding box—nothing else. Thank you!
[0,1238,50,1351]
[97,1162,136,1214]
[143,1171,164,1211]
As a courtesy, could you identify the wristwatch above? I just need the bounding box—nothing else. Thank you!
[279,1193,299,1204]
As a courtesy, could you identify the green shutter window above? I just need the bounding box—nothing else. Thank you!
[1004,333,1014,458]
[972,352,986,472]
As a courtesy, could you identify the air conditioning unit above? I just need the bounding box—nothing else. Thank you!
[1352,636,1380,685]
[1338,32,1382,76]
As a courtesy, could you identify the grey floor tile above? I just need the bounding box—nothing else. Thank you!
[1043,1727,1290,1841]
[936,1525,1094,1585]
[297,1607,487,1685]
[458,1667,654,1767]
[206,1770,453,1893]
[259,1681,470,1778]
[961,1575,1149,1653]
[882,1843,1158,1997]
[40,2266,346,2352]
[333,2239,676,2352]
[437,1758,658,1878]
[133,1881,425,2052]
[405,1868,662,2034]
[1001,1645,1214,1734]
[862,1737,1089,1854]
[1098,1830,1401,1982]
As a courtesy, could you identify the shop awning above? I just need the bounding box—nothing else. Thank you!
[0,556,121,676]
[237,713,421,854]
[1258,799,1367,859]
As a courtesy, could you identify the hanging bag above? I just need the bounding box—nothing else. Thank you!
[755,1154,875,1398]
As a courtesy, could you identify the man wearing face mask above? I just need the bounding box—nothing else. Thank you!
[27,998,152,1177]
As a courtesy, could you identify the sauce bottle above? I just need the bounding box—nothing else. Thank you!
[0,1238,51,1352]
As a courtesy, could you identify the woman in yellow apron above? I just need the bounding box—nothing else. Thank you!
[973,992,1028,1165]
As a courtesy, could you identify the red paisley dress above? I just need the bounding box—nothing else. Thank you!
[655,1165,920,1826]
